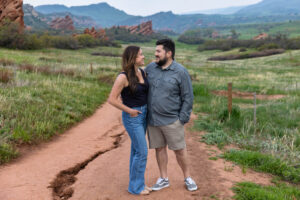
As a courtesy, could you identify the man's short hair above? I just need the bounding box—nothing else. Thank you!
[156,39,175,60]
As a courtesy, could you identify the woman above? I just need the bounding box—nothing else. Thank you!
[108,46,151,195]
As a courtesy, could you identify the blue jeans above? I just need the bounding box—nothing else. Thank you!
[122,104,148,194]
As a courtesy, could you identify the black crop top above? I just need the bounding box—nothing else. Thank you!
[120,69,149,108]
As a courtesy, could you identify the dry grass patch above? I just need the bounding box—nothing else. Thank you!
[0,68,14,83]
[0,58,15,66]
[212,90,286,100]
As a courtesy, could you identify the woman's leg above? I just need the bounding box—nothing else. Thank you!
[122,108,148,194]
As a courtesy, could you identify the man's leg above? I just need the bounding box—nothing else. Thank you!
[174,148,198,191]
[161,120,198,191]
[174,148,190,179]
[155,146,168,178]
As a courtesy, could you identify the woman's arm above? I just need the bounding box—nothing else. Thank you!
[108,74,141,117]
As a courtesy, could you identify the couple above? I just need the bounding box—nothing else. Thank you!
[108,39,197,195]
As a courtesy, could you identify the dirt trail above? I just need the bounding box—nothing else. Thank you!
[0,103,272,200]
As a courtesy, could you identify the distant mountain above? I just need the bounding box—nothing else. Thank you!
[23,4,99,30]
[23,4,49,29]
[29,1,300,33]
[183,6,246,15]
[33,4,69,14]
[35,3,134,27]
[119,11,300,33]
[236,0,300,16]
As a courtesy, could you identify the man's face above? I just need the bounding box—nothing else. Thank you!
[155,45,168,66]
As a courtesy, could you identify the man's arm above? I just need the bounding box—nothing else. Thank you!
[179,69,194,124]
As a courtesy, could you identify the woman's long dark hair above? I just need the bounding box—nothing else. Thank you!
[122,46,140,94]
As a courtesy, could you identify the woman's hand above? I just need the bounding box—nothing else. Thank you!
[129,109,142,117]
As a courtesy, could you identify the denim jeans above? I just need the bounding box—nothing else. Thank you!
[122,104,148,194]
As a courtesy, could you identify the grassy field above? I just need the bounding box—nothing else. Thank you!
[0,46,124,163]
[1,41,300,198]
[213,20,300,39]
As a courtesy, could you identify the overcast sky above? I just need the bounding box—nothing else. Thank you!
[24,0,262,16]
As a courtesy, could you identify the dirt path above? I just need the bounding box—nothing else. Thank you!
[0,103,272,200]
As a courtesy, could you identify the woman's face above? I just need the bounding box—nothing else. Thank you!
[135,49,145,67]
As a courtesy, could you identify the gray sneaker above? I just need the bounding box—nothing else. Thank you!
[184,177,198,191]
[151,177,170,191]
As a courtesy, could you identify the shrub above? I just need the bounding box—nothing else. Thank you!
[51,36,80,50]
[76,34,97,48]
[0,22,44,50]
[258,43,279,51]
[0,21,24,48]
[22,34,43,50]
[178,35,204,44]
[178,28,217,44]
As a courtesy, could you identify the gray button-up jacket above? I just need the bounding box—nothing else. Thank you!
[145,61,193,126]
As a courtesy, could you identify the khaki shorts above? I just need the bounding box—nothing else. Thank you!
[147,119,186,150]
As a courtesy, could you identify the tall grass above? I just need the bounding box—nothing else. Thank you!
[0,46,124,164]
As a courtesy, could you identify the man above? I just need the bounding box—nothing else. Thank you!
[145,39,197,191]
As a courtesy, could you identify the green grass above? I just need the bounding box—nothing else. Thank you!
[214,20,300,40]
[233,182,300,200]
[224,149,300,184]
[201,130,231,149]
[0,46,123,164]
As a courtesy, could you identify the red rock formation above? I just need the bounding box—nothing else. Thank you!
[121,21,154,35]
[0,0,24,28]
[81,27,108,41]
[253,33,269,40]
[50,15,75,31]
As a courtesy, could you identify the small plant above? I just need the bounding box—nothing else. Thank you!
[202,130,231,149]
[224,165,235,172]
[209,157,218,161]
[241,165,248,174]
[0,143,18,164]
[218,106,241,122]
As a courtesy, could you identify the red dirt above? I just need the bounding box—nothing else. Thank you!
[0,103,272,200]
[212,90,285,100]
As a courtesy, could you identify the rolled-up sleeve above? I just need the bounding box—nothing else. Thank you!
[179,69,194,124]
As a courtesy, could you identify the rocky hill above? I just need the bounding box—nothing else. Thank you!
[24,0,300,33]
[35,3,134,27]
[23,4,98,30]
[236,0,300,16]
[0,0,24,28]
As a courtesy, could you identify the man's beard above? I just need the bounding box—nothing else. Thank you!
[156,57,167,66]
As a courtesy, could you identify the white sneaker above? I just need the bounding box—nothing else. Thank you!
[151,177,170,191]
[184,177,198,191]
